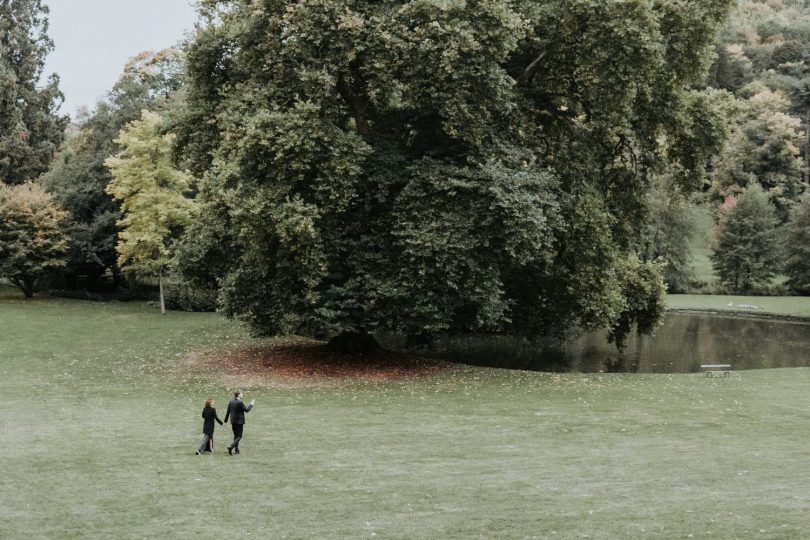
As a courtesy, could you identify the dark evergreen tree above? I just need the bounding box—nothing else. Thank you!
[711,185,779,293]
[0,0,67,184]
[783,194,810,294]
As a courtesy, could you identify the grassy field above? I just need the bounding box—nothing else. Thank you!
[3,295,810,538]
[667,294,810,318]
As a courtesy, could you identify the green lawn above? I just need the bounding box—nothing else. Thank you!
[667,294,810,318]
[3,296,810,538]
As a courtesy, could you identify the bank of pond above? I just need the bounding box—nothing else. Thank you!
[382,312,810,374]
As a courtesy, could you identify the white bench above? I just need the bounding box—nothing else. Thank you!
[701,364,732,378]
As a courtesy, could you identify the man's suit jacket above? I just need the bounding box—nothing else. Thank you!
[224,398,253,425]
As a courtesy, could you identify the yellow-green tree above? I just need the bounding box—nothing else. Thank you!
[105,110,195,314]
[0,182,69,297]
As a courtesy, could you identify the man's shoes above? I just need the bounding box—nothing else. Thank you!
[227,446,233,455]
[235,448,240,454]
[195,450,200,455]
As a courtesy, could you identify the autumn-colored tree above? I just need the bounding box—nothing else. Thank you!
[105,111,195,314]
[711,90,805,220]
[0,182,69,297]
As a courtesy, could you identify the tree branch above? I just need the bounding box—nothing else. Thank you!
[520,51,546,84]
[337,73,370,136]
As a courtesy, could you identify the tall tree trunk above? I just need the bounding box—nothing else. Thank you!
[159,267,166,315]
[337,73,370,136]
[804,107,810,182]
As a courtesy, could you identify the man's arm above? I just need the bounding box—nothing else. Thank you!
[223,405,230,423]
[243,400,254,413]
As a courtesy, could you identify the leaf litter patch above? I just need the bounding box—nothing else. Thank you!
[186,337,448,381]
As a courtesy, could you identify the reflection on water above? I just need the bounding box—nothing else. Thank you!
[381,312,810,374]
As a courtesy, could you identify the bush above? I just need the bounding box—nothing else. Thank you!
[163,282,218,312]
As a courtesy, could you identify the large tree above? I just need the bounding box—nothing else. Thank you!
[41,49,184,289]
[105,110,195,314]
[0,0,67,184]
[0,182,69,297]
[177,0,733,347]
[642,175,698,294]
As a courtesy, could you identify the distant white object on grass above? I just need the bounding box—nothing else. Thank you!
[728,302,763,310]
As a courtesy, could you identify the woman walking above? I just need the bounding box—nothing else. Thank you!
[196,399,224,455]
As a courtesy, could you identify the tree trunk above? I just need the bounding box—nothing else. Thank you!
[10,275,35,298]
[22,278,34,299]
[159,267,166,315]
[327,331,380,354]
[337,74,370,136]
[112,266,125,290]
[804,107,810,186]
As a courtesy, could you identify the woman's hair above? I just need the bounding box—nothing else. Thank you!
[204,399,214,408]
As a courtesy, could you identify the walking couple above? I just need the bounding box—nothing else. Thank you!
[195,389,255,455]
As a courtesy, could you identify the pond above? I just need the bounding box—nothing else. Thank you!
[386,312,810,374]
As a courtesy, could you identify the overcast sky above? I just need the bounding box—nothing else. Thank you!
[43,0,198,118]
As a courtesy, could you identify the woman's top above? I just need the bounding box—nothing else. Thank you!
[201,406,224,435]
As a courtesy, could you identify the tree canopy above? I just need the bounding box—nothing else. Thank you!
[708,0,810,216]
[41,49,184,289]
[175,0,733,345]
[711,185,779,294]
[0,0,67,185]
[0,182,69,297]
[105,110,195,313]
[783,194,810,294]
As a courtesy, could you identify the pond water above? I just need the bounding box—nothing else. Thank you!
[387,312,810,374]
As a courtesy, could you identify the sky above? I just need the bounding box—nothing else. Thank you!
[42,0,198,118]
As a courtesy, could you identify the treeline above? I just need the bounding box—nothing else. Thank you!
[647,0,810,294]
[4,0,809,348]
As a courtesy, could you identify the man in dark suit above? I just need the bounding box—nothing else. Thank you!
[224,389,254,455]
